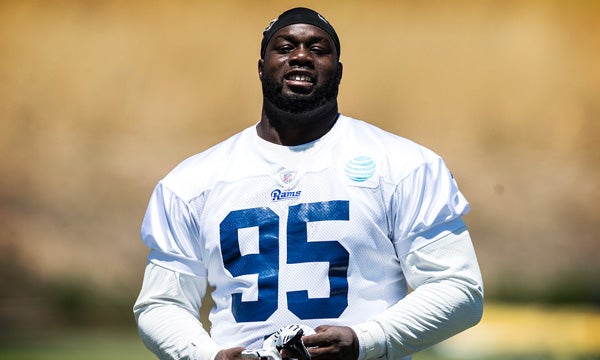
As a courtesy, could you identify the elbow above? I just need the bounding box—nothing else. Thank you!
[473,285,484,326]
[133,297,149,325]
[440,275,484,332]
[461,279,484,329]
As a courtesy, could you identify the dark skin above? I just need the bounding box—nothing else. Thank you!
[256,23,343,146]
[215,24,359,360]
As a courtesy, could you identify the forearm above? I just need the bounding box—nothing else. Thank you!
[136,303,221,360]
[134,263,223,360]
[352,228,484,359]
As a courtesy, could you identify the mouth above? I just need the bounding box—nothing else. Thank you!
[285,74,314,84]
[284,71,315,93]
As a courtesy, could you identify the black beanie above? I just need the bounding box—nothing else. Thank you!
[260,7,341,59]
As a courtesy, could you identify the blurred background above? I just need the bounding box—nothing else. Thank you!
[1,0,599,359]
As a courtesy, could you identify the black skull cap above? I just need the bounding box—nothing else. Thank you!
[260,7,340,60]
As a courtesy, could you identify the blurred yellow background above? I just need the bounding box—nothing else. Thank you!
[1,0,599,357]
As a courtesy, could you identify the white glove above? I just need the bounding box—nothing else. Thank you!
[242,324,315,360]
[241,348,282,360]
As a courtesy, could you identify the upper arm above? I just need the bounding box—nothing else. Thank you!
[141,182,208,276]
[134,262,208,321]
[400,221,484,301]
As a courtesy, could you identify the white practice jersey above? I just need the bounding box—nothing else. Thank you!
[141,114,470,350]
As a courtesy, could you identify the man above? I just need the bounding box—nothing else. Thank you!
[134,7,483,360]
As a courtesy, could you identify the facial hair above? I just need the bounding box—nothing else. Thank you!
[261,74,339,115]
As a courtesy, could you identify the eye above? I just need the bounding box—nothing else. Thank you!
[310,46,325,56]
[276,44,294,54]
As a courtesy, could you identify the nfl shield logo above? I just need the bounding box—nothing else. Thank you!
[280,171,296,185]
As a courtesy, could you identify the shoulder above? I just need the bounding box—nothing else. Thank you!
[339,115,443,181]
[343,116,435,154]
[159,126,256,201]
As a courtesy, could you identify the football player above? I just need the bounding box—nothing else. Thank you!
[134,7,483,360]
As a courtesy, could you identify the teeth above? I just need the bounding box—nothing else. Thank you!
[289,74,312,83]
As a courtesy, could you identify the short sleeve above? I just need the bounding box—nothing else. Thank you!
[392,156,470,256]
[141,182,208,277]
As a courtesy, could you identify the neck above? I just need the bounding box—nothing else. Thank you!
[257,97,339,146]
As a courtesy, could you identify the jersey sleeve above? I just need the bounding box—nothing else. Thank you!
[352,226,484,359]
[141,182,208,276]
[392,155,470,255]
[134,262,224,360]
[349,154,482,359]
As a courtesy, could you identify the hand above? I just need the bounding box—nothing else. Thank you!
[215,347,246,360]
[302,325,359,360]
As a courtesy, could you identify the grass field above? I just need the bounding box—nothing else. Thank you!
[1,304,598,360]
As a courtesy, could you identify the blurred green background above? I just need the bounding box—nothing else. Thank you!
[1,0,599,358]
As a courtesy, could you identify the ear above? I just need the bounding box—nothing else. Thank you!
[258,59,264,80]
[336,62,343,85]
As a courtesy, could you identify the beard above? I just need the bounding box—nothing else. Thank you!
[261,75,339,114]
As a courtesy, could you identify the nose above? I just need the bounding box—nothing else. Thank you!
[289,45,314,67]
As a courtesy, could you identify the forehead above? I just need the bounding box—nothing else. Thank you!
[270,23,333,44]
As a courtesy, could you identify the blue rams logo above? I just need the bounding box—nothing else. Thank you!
[271,189,302,201]
[345,156,376,182]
